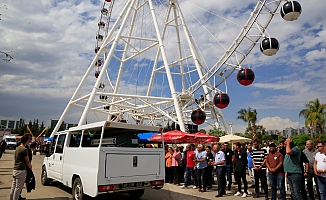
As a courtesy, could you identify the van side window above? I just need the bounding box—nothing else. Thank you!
[69,131,82,147]
[47,135,58,157]
[55,134,66,153]
[82,129,101,147]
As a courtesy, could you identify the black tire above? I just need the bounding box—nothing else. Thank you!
[41,166,51,186]
[72,177,89,200]
[128,189,145,199]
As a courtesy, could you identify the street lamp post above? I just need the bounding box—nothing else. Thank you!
[229,122,233,135]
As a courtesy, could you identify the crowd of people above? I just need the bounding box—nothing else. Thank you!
[164,138,326,200]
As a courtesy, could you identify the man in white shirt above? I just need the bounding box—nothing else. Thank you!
[212,144,226,197]
[314,142,326,200]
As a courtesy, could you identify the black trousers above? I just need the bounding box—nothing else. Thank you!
[205,166,214,188]
[216,166,226,195]
[234,170,248,193]
[254,169,268,197]
[301,174,308,200]
[165,167,173,183]
[196,168,207,189]
[172,166,180,184]
[307,171,320,200]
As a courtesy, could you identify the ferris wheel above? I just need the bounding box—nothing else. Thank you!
[52,0,302,135]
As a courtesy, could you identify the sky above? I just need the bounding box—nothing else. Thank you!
[0,0,325,134]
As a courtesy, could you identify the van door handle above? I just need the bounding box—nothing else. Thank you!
[60,156,62,160]
[53,155,55,159]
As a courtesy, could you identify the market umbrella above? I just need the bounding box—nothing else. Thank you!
[149,130,195,143]
[219,134,252,143]
[193,132,220,143]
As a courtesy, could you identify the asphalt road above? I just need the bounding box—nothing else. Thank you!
[0,149,292,200]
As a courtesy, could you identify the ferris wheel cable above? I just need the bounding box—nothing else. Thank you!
[174,0,214,94]
[188,0,281,94]
[187,0,242,27]
[255,20,272,38]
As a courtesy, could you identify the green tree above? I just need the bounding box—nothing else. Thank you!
[237,107,258,141]
[199,129,207,134]
[299,98,326,138]
[291,134,312,150]
[315,134,326,143]
[208,127,226,137]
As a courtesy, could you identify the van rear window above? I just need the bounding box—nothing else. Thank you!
[81,129,101,147]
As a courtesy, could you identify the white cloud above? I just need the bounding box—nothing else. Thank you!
[259,116,304,131]
[305,48,326,62]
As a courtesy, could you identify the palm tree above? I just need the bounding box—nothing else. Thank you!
[237,107,258,141]
[299,98,326,138]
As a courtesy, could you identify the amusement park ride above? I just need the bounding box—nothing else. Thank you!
[52,0,302,136]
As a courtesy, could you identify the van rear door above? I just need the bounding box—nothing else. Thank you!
[105,151,160,179]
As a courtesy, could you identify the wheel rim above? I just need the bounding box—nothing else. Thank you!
[42,170,46,183]
[74,183,82,199]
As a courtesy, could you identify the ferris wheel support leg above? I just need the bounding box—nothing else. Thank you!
[172,5,186,92]
[147,0,186,132]
[78,0,136,126]
[50,0,135,135]
[109,0,141,120]
[146,5,172,97]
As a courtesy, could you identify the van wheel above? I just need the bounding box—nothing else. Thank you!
[128,189,145,199]
[72,177,89,200]
[41,166,51,186]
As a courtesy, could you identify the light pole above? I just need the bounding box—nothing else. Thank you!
[229,123,233,135]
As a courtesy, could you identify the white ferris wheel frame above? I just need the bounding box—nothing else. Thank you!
[51,0,284,137]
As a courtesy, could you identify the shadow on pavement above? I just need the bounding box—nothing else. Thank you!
[28,182,209,200]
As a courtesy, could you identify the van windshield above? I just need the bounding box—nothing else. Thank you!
[6,138,16,142]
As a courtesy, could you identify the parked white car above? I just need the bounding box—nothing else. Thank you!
[3,135,17,149]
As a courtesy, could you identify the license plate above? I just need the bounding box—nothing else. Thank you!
[120,182,143,188]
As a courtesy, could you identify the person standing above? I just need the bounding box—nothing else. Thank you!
[298,150,309,200]
[0,139,4,159]
[252,140,268,200]
[205,146,214,190]
[234,142,248,198]
[222,142,235,191]
[1,139,7,153]
[212,144,226,197]
[284,138,304,200]
[247,144,255,188]
[314,142,326,200]
[172,146,181,185]
[266,143,286,200]
[303,140,321,200]
[278,141,286,156]
[262,142,270,154]
[165,147,173,184]
[195,144,207,192]
[182,145,196,188]
[9,135,32,200]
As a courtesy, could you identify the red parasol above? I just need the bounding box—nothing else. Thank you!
[149,130,195,143]
[193,132,220,143]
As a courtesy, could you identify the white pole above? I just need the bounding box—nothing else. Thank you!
[147,0,186,132]
[229,122,233,135]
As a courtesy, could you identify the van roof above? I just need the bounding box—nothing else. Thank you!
[68,121,161,133]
